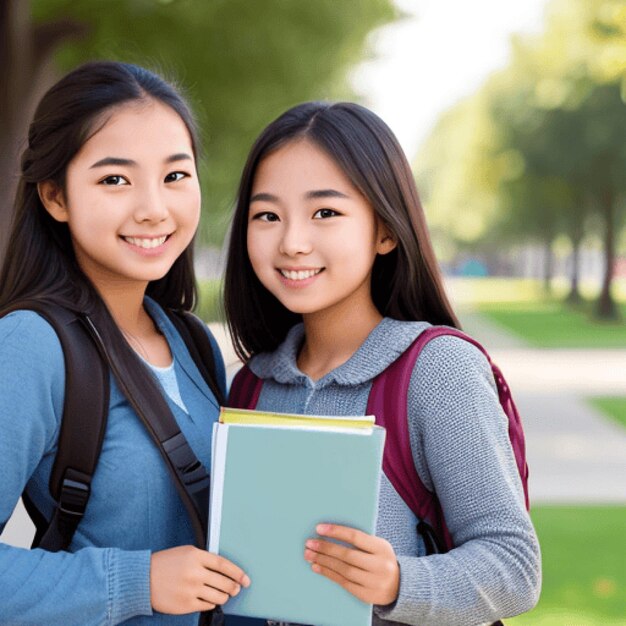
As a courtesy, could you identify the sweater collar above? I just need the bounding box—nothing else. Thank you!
[249,317,430,387]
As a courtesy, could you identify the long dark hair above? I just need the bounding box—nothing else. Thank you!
[225,101,459,361]
[0,60,199,315]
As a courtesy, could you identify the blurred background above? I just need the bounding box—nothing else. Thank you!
[1,0,625,624]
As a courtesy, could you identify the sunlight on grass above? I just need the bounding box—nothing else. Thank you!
[508,506,626,625]
[508,609,626,625]
[446,277,626,309]
[589,397,626,430]
[445,277,626,348]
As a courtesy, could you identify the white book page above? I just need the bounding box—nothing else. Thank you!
[208,423,229,553]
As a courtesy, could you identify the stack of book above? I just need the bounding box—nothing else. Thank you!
[209,407,386,626]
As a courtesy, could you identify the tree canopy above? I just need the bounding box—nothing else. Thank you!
[416,0,626,317]
[0,0,397,255]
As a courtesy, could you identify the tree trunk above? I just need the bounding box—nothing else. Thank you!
[566,234,583,305]
[595,188,619,320]
[0,0,87,261]
[543,237,554,295]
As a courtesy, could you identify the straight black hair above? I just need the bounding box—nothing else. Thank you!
[0,61,201,364]
[224,101,459,361]
[0,60,200,313]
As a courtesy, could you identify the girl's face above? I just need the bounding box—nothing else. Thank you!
[247,139,395,320]
[40,100,201,294]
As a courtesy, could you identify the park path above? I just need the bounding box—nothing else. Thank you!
[460,311,626,504]
[3,307,625,548]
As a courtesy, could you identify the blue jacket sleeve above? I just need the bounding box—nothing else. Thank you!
[0,311,152,626]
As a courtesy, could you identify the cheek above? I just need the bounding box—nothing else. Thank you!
[189,195,202,229]
[337,224,379,265]
[246,229,264,275]
[183,182,201,218]
[247,227,278,287]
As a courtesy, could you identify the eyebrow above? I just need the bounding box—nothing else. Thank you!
[89,153,193,169]
[305,189,349,200]
[250,189,350,203]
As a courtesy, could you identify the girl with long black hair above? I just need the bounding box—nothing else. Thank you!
[224,102,541,625]
[0,61,249,625]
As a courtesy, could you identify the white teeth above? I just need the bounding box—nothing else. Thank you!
[279,269,322,281]
[123,236,168,249]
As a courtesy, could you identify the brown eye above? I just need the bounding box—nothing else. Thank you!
[99,175,129,186]
[253,212,280,222]
[164,171,188,183]
[313,208,339,219]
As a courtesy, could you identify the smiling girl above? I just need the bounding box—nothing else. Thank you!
[0,62,248,625]
[224,102,541,625]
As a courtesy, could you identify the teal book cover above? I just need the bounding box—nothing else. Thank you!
[209,413,385,626]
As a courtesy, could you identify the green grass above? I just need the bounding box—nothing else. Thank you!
[508,506,626,625]
[478,300,626,348]
[195,279,224,323]
[589,397,626,430]
[446,277,626,348]
[448,277,626,308]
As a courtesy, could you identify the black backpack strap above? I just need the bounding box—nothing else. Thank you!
[165,310,225,406]
[4,302,110,552]
[5,303,218,624]
[82,316,211,549]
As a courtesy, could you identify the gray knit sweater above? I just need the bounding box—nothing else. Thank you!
[247,318,541,626]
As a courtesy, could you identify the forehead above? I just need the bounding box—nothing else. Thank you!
[74,100,194,163]
[253,139,354,191]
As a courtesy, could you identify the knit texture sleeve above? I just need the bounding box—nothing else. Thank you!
[0,311,152,625]
[374,335,541,625]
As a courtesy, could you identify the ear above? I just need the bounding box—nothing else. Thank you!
[38,180,69,223]
[375,221,397,256]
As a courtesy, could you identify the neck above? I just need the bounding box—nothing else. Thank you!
[96,281,151,336]
[298,297,383,381]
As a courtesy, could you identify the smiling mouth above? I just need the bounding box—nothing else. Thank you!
[121,234,171,249]
[278,268,323,281]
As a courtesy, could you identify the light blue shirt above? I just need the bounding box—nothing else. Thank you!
[0,299,225,625]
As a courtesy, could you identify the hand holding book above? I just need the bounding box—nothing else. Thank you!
[304,523,400,606]
[210,407,387,626]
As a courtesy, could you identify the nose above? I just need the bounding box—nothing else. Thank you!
[133,182,169,223]
[278,220,313,257]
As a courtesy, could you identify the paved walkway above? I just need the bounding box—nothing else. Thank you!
[461,310,626,504]
[3,310,625,548]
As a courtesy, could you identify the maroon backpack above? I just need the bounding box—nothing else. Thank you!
[228,326,529,554]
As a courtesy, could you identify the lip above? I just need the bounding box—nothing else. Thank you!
[120,233,173,257]
[276,266,324,288]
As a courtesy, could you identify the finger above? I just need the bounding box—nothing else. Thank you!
[197,586,230,607]
[311,562,369,603]
[202,570,242,597]
[305,539,371,569]
[194,598,217,612]
[305,549,370,586]
[202,552,251,587]
[315,524,377,553]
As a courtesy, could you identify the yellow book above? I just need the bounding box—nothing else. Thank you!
[219,406,375,430]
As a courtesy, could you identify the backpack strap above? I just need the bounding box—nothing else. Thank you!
[410,328,529,509]
[82,315,211,549]
[85,311,222,626]
[368,326,529,554]
[228,364,264,409]
[367,327,453,552]
[3,302,109,552]
[165,309,225,406]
